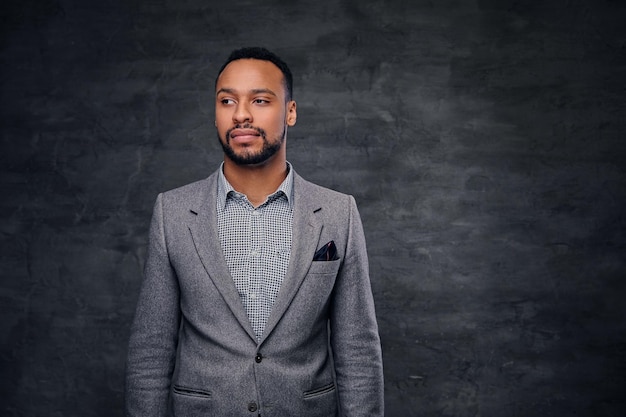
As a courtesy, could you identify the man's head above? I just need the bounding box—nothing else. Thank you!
[215,47,297,166]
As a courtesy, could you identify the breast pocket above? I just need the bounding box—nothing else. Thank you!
[308,259,341,275]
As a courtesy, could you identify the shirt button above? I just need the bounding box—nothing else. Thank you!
[250,249,259,257]
[248,402,258,412]
[252,210,261,216]
[255,353,263,363]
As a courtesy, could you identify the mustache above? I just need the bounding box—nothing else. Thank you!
[226,123,266,140]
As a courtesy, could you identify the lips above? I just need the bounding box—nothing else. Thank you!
[230,128,261,139]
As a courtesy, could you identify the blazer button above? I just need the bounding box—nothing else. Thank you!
[248,402,258,412]
[255,354,263,363]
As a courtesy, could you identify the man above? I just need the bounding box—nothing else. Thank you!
[125,47,384,417]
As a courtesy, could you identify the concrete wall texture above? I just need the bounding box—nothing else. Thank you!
[1,0,625,416]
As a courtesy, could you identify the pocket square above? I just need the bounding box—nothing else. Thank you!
[313,240,339,261]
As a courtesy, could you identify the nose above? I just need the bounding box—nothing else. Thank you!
[233,102,252,124]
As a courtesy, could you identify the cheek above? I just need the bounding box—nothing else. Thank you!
[261,111,287,128]
[215,104,232,119]
[215,112,230,131]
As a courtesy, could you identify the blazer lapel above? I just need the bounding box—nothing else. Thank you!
[261,174,322,343]
[187,173,257,342]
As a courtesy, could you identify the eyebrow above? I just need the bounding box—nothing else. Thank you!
[216,87,278,97]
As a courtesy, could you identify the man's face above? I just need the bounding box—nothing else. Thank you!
[215,59,297,166]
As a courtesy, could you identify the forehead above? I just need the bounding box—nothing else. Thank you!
[216,59,285,96]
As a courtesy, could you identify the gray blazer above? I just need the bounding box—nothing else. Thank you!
[125,169,384,417]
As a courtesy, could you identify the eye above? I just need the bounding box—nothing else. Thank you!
[253,98,270,105]
[220,98,235,105]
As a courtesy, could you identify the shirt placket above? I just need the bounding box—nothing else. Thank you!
[249,206,264,340]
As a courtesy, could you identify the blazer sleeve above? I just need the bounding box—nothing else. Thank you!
[329,195,384,416]
[125,194,180,417]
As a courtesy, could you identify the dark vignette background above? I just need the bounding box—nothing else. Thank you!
[1,0,625,416]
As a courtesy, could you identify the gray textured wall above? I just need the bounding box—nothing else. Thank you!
[1,0,625,416]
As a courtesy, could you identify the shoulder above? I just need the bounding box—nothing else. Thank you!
[293,172,360,223]
[294,173,353,204]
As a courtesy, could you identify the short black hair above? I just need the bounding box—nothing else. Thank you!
[216,47,293,101]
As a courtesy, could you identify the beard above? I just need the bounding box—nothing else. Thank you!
[218,123,286,165]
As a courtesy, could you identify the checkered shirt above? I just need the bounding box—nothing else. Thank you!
[216,163,294,342]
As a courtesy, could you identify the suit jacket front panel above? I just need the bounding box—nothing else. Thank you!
[159,174,259,416]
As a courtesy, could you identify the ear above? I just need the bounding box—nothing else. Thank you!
[286,100,297,126]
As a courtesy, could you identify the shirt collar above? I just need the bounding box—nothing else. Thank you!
[217,161,295,211]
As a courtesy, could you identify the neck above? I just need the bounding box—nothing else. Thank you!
[223,153,288,207]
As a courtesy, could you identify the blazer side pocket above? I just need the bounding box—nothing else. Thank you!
[172,385,212,399]
[302,382,336,399]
